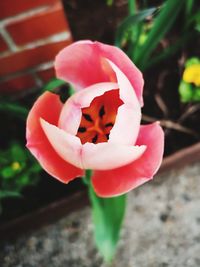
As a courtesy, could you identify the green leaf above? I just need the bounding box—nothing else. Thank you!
[144,32,193,69]
[115,7,156,47]
[42,78,66,92]
[185,57,200,67]
[134,0,186,69]
[185,0,194,17]
[0,102,28,120]
[106,0,113,6]
[193,88,200,102]
[0,190,21,199]
[1,166,16,179]
[195,11,200,32]
[89,185,126,262]
[186,10,200,30]
[128,0,137,15]
[29,163,42,173]
[179,81,193,103]
[11,143,27,162]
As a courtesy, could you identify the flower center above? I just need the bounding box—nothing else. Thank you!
[76,89,123,144]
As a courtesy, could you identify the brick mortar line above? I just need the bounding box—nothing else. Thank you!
[0,27,18,52]
[32,72,44,87]
[0,61,54,83]
[0,5,51,26]
[0,31,71,57]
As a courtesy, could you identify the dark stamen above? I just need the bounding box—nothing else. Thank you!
[105,122,113,128]
[92,134,98,143]
[105,134,109,140]
[99,105,105,118]
[78,127,86,133]
[83,113,93,122]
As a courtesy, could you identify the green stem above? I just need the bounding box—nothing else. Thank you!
[83,169,126,262]
[82,169,92,185]
[185,0,194,17]
[128,0,136,15]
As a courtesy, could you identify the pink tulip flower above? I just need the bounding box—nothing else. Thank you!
[26,41,164,197]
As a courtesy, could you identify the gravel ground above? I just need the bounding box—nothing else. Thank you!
[0,163,200,267]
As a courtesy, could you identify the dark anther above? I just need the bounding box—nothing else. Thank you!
[92,134,98,143]
[105,122,113,128]
[99,105,105,118]
[83,113,93,122]
[105,134,109,140]
[78,127,86,133]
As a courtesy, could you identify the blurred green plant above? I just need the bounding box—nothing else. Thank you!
[0,101,28,120]
[106,0,113,6]
[0,78,74,215]
[194,11,200,32]
[0,143,41,214]
[41,77,66,93]
[179,57,200,102]
[115,0,198,70]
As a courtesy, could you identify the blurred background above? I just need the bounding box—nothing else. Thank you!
[0,0,200,257]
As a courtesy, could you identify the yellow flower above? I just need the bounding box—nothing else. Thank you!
[183,64,200,87]
[11,161,21,171]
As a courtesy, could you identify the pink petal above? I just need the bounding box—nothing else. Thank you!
[82,143,146,170]
[58,82,118,134]
[26,92,83,183]
[106,60,141,145]
[41,118,146,171]
[109,105,141,146]
[92,122,164,197]
[59,61,141,146]
[55,40,144,105]
[55,41,112,90]
[105,59,140,106]
[40,119,83,169]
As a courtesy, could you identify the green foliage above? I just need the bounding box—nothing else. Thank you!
[179,57,200,103]
[185,0,195,17]
[179,81,194,102]
[128,0,136,15]
[194,11,200,32]
[135,0,186,69]
[106,0,113,6]
[115,0,194,70]
[0,143,41,214]
[179,82,200,103]
[115,8,156,48]
[85,170,126,262]
[0,77,72,216]
[42,77,66,92]
[193,88,200,101]
[0,101,28,120]
[185,57,200,67]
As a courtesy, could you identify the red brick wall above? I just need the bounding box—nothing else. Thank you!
[0,0,72,94]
